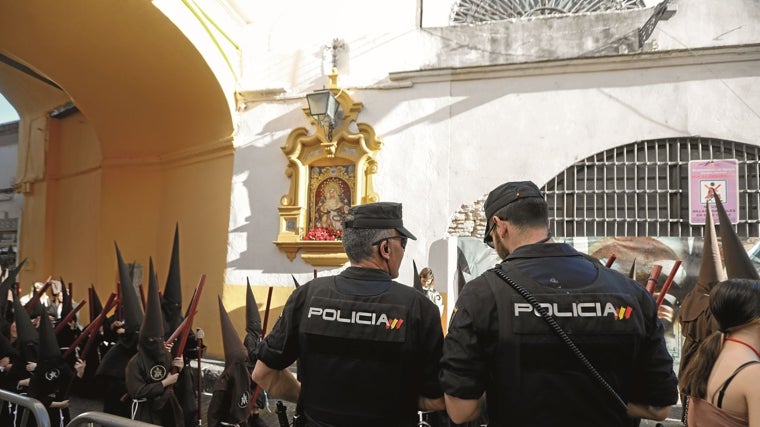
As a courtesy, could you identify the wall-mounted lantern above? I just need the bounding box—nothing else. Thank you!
[306,89,340,141]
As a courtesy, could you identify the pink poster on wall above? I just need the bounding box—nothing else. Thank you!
[688,159,739,225]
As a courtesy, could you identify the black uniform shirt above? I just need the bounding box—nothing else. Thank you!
[440,243,678,426]
[257,267,443,427]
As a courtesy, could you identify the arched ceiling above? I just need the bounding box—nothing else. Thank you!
[0,1,234,158]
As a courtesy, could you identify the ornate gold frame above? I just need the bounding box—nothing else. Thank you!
[274,71,382,267]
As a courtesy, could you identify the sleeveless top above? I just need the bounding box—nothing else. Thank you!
[687,361,760,427]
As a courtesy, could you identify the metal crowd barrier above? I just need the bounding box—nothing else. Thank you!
[0,388,50,427]
[0,388,159,427]
[67,411,160,427]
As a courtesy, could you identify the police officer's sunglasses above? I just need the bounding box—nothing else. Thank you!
[484,218,496,248]
[372,236,408,249]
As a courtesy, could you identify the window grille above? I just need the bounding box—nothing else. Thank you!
[544,137,760,238]
[450,0,646,24]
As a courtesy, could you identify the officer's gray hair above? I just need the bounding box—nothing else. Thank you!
[342,214,395,262]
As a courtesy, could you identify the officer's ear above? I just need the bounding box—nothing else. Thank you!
[376,239,390,258]
[493,216,506,237]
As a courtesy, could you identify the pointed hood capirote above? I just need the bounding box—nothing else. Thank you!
[214,296,252,425]
[139,258,165,343]
[679,205,725,327]
[32,313,73,402]
[13,284,38,362]
[37,313,61,362]
[695,203,726,294]
[60,281,73,320]
[115,242,143,334]
[714,195,760,280]
[162,223,183,333]
[0,258,25,315]
[628,259,637,280]
[245,278,262,341]
[89,285,104,324]
[413,260,424,293]
[134,258,170,370]
[219,296,247,366]
[678,201,728,375]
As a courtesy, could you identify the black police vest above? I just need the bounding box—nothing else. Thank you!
[483,262,647,426]
[297,276,421,427]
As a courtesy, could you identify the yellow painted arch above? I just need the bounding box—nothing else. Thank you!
[0,1,236,356]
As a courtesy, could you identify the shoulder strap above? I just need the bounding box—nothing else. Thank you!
[711,360,760,408]
[489,263,628,413]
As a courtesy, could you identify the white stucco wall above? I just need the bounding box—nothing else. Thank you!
[226,0,760,287]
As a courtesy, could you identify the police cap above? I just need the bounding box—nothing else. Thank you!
[344,202,417,240]
[484,181,545,245]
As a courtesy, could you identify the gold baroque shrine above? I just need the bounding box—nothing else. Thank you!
[274,71,382,267]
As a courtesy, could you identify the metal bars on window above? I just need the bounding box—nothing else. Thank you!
[545,138,760,238]
[450,0,646,24]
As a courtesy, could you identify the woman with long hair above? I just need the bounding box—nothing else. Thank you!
[679,278,760,426]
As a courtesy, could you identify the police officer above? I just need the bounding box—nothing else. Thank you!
[253,202,444,427]
[440,181,678,426]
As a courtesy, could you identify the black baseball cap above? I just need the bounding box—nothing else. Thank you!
[344,202,417,240]
[483,181,544,244]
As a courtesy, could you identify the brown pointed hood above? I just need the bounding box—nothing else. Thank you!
[162,223,183,332]
[678,202,727,367]
[115,242,143,333]
[714,195,759,279]
[695,203,726,294]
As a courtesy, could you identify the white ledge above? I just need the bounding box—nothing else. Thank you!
[388,43,760,84]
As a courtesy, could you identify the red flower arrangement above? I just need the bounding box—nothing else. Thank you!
[303,227,343,241]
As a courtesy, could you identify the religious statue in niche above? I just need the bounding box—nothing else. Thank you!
[314,180,350,230]
[273,72,383,265]
[307,165,355,240]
